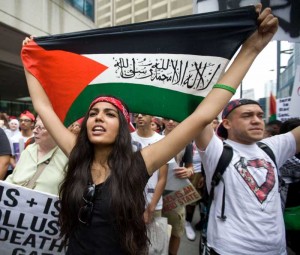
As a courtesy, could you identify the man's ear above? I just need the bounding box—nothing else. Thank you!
[222,119,231,131]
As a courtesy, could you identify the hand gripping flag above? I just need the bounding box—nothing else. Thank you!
[21,6,257,127]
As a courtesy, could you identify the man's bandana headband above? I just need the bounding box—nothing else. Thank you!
[20,110,35,122]
[88,96,130,124]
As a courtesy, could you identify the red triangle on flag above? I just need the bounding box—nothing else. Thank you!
[22,41,108,122]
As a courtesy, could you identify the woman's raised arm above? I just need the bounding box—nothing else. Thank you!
[142,5,279,175]
[23,37,76,156]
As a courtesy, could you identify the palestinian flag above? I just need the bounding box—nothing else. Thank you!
[269,92,277,121]
[21,6,257,127]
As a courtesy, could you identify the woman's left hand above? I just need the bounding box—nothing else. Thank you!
[242,4,278,55]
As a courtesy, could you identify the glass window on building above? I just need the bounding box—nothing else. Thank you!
[0,100,34,119]
[65,0,95,21]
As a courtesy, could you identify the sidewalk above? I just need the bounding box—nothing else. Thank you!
[178,207,200,255]
[179,226,200,255]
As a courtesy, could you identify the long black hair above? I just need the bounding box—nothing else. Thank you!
[59,97,149,254]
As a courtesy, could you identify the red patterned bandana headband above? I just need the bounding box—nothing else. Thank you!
[88,96,130,124]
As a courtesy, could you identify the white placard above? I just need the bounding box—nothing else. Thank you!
[0,181,65,255]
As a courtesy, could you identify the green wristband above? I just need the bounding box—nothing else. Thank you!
[213,84,236,95]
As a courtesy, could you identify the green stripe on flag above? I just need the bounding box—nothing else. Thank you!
[65,83,205,127]
[269,114,277,122]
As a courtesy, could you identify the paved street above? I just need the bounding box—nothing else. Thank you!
[178,207,200,255]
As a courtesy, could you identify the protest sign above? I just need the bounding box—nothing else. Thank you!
[163,184,201,213]
[163,162,201,213]
[0,181,65,255]
[276,97,292,121]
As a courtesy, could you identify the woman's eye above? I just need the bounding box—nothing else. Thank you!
[107,112,116,117]
[89,111,97,117]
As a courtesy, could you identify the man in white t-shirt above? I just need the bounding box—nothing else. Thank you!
[162,118,194,254]
[195,99,300,255]
[131,113,168,223]
[10,111,35,168]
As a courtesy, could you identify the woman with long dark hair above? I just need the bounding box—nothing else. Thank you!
[22,5,278,254]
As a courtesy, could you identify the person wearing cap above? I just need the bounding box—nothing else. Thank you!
[150,117,163,133]
[19,110,35,137]
[10,110,35,168]
[22,5,278,255]
[195,98,300,255]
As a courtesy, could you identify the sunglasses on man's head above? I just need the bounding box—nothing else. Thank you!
[78,183,96,225]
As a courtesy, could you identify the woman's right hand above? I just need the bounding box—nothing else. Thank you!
[21,34,77,157]
[22,35,34,46]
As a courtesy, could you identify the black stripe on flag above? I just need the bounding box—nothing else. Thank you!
[34,6,257,59]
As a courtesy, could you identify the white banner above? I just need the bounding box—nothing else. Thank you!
[0,181,65,255]
[86,53,227,96]
[289,65,300,118]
